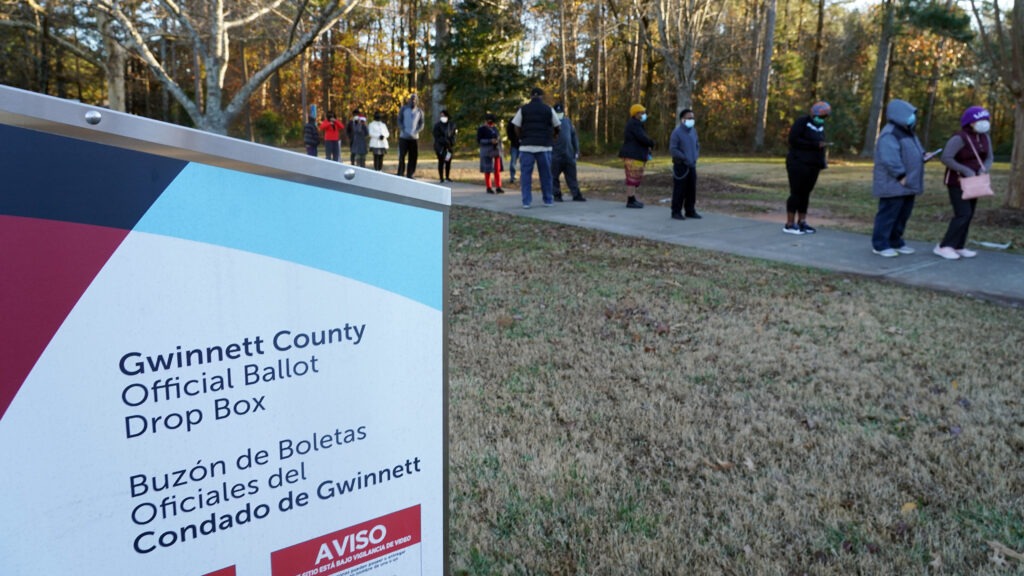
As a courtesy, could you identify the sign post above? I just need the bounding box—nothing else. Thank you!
[0,86,448,576]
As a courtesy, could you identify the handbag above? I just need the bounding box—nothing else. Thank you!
[959,132,994,200]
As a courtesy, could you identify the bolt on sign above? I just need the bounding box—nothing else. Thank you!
[0,86,448,576]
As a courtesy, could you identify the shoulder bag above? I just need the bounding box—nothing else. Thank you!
[959,133,994,200]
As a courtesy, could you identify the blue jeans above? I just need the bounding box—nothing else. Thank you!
[509,147,520,181]
[519,150,553,206]
[324,140,340,162]
[872,195,916,251]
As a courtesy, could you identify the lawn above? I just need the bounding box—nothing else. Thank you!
[447,206,1024,574]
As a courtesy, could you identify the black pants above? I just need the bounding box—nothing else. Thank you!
[372,150,385,171]
[786,159,820,214]
[940,186,977,249]
[397,138,418,177]
[436,150,451,180]
[672,162,697,215]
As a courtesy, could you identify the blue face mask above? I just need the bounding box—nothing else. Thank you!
[640,113,648,122]
[812,116,825,126]
[906,113,916,127]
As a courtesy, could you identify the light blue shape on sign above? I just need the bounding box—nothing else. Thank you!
[135,163,443,310]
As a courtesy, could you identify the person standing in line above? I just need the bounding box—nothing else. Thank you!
[784,101,831,234]
[477,113,504,194]
[618,104,654,209]
[935,106,994,260]
[871,99,931,257]
[368,112,390,171]
[319,111,344,162]
[396,93,425,178]
[432,109,457,183]
[347,109,369,167]
[511,87,560,208]
[506,114,521,184]
[551,103,586,202]
[303,115,320,157]
[669,108,700,219]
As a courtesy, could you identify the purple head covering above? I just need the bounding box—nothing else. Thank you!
[960,106,990,127]
[810,101,831,117]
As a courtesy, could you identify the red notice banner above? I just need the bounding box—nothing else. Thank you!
[271,505,421,576]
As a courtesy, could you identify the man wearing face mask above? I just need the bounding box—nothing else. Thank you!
[783,101,830,234]
[871,98,932,258]
[551,102,586,202]
[934,106,994,260]
[669,108,700,220]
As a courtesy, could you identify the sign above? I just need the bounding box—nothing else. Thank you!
[0,86,448,575]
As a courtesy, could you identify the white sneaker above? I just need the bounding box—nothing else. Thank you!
[955,248,978,258]
[933,245,961,260]
[895,245,915,255]
[873,248,899,258]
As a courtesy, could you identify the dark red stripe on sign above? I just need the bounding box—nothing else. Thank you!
[0,215,129,420]
[202,566,236,576]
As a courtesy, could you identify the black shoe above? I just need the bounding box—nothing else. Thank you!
[799,221,817,234]
[495,187,504,194]
[554,195,564,202]
[626,199,644,209]
[671,212,685,220]
[486,187,495,194]
[572,195,587,202]
[685,212,702,219]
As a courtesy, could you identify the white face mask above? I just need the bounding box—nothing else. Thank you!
[556,113,564,121]
[683,119,695,129]
[973,120,991,134]
[441,117,449,124]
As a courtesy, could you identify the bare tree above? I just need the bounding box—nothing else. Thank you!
[861,0,896,158]
[93,0,362,134]
[753,0,777,151]
[651,0,727,116]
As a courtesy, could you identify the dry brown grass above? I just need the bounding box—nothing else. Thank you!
[448,206,1024,575]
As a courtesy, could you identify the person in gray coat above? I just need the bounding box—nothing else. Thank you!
[870,99,934,257]
[669,108,700,219]
[551,103,586,202]
[396,93,425,178]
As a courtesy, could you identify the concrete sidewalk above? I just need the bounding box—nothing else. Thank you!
[445,180,1024,306]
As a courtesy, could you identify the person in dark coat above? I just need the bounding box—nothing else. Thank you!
[303,115,320,157]
[346,109,369,167]
[477,113,504,194]
[784,101,831,234]
[669,108,700,219]
[551,103,585,202]
[510,87,559,208]
[934,106,994,260]
[618,103,655,208]
[432,109,457,183]
[506,115,521,183]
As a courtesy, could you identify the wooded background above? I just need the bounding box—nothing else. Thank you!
[2,0,1022,206]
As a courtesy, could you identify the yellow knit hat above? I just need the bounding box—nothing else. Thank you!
[629,104,646,117]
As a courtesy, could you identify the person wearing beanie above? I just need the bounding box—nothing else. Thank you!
[510,87,560,208]
[783,101,831,234]
[871,98,937,257]
[934,106,994,260]
[618,104,654,208]
[433,109,457,183]
[347,109,369,167]
[669,108,700,219]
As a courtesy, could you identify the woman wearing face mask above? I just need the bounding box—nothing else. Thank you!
[477,113,504,194]
[871,98,933,258]
[618,104,655,208]
[783,101,831,234]
[934,106,994,260]
[433,109,457,183]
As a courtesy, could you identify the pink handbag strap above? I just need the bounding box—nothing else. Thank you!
[961,131,985,167]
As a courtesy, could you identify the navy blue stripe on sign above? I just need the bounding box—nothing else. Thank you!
[0,124,187,230]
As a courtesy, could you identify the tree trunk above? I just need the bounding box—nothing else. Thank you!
[753,0,777,152]
[809,0,825,101]
[97,11,126,112]
[861,0,895,158]
[431,5,448,124]
[1009,101,1024,209]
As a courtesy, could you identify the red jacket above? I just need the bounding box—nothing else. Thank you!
[319,119,345,142]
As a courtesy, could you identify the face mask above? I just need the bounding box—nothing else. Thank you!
[556,113,564,121]
[441,117,448,124]
[683,119,695,129]
[640,113,648,122]
[973,120,991,134]
[812,116,825,126]
[906,113,916,127]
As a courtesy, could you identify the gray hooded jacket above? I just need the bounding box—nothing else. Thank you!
[872,99,925,198]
